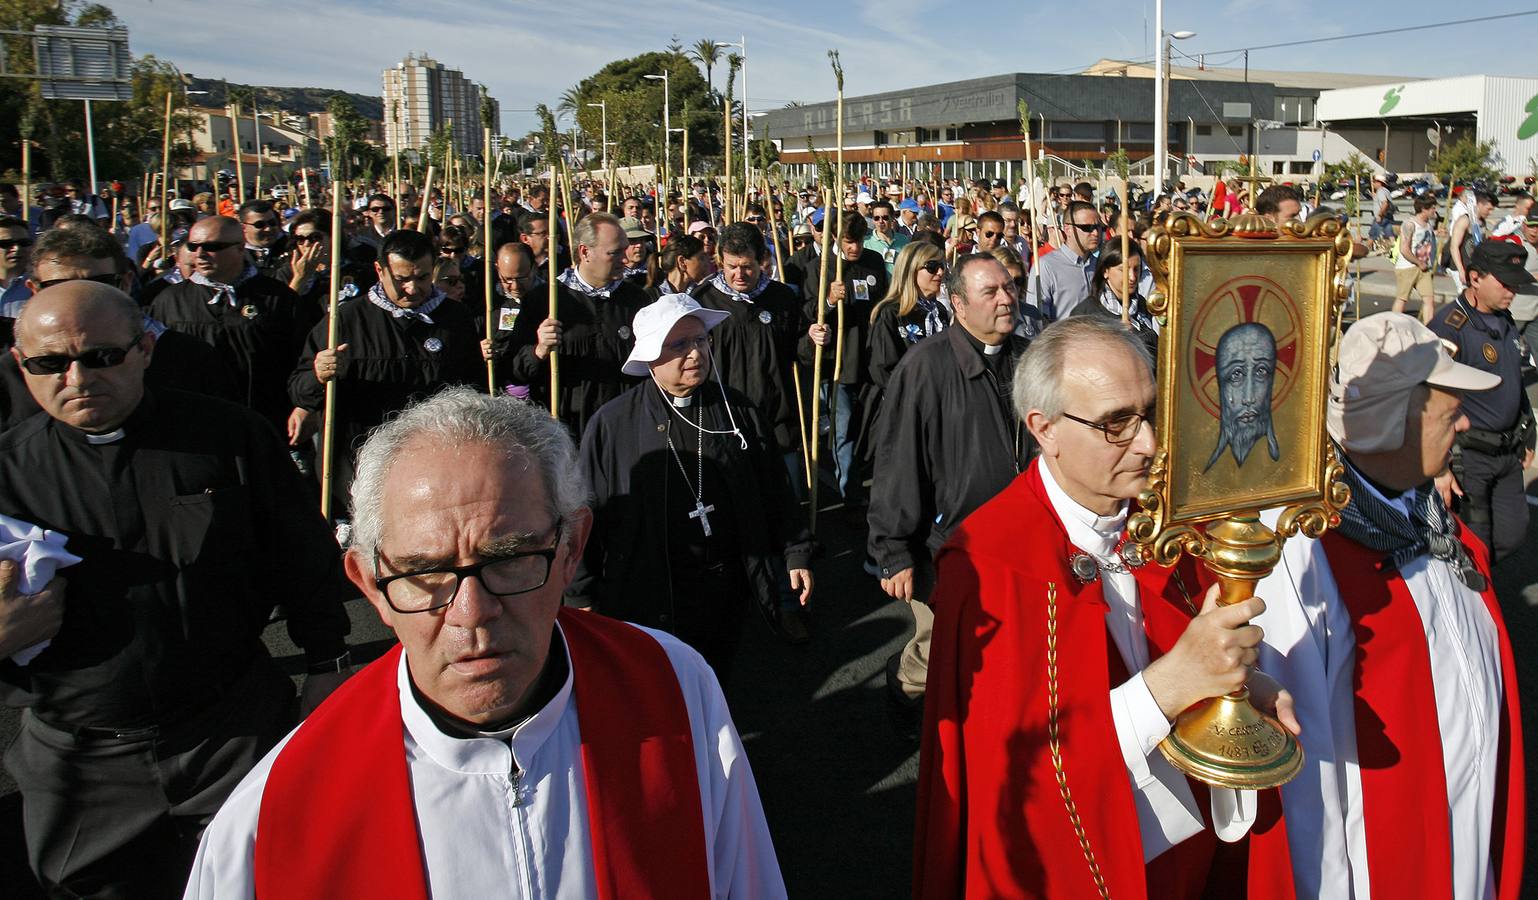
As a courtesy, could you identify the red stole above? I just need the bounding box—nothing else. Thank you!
[914,461,1294,899]
[252,609,711,900]
[1321,528,1525,900]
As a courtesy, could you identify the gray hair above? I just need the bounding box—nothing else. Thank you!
[573,211,619,253]
[348,387,589,554]
[1012,317,1153,422]
[945,253,1003,308]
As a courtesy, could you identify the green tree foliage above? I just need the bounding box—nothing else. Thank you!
[1427,136,1500,187]
[563,50,719,170]
[324,95,371,182]
[1104,148,1130,181]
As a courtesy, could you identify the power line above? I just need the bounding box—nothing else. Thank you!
[1195,10,1538,56]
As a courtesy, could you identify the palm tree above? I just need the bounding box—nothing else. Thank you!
[556,87,581,121]
[689,39,723,104]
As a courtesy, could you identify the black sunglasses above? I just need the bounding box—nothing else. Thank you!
[441,246,465,254]
[294,232,326,243]
[368,205,394,213]
[20,333,143,376]
[1071,222,1101,233]
[36,273,119,290]
[186,240,240,253]
[0,238,34,250]
[244,218,280,229]
[920,260,946,275]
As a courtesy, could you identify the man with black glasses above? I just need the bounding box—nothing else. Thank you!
[353,193,397,255]
[864,198,910,275]
[1025,200,1102,320]
[148,216,305,430]
[0,280,350,898]
[0,216,33,322]
[185,387,784,899]
[239,199,292,281]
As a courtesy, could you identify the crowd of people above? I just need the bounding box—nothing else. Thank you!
[0,164,1529,898]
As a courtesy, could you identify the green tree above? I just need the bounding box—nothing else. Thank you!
[561,51,719,169]
[689,40,723,102]
[324,94,370,182]
[1428,136,1499,188]
[1104,148,1130,181]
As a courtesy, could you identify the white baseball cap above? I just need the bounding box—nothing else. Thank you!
[621,295,730,376]
[1328,312,1499,453]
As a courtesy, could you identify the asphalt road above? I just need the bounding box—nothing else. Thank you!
[3,203,1536,897]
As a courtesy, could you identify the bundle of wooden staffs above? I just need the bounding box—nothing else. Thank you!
[483,127,497,395]
[763,179,811,490]
[1116,178,1131,327]
[807,186,834,531]
[319,179,346,519]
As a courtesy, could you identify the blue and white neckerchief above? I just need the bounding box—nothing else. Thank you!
[558,266,623,299]
[917,296,947,340]
[1096,286,1157,333]
[161,267,186,286]
[366,281,445,325]
[708,271,770,304]
[622,265,649,280]
[192,263,257,306]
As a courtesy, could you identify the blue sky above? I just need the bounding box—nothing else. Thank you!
[114,1,1538,135]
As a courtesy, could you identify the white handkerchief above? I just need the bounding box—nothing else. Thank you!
[0,513,81,666]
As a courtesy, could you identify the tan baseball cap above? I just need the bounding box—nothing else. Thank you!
[1328,312,1500,453]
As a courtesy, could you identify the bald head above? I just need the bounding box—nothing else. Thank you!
[12,281,151,433]
[495,241,534,300]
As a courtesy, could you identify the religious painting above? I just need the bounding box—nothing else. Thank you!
[1137,212,1353,526]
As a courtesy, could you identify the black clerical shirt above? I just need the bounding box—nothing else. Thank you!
[0,388,350,729]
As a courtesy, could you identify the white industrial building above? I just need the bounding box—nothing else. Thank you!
[1317,75,1538,177]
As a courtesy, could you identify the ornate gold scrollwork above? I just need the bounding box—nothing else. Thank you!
[1274,444,1352,540]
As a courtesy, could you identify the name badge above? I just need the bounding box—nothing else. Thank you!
[854,281,870,301]
[498,307,519,331]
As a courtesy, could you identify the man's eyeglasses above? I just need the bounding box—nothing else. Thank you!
[368,205,394,214]
[440,245,465,254]
[1070,222,1102,233]
[19,333,143,376]
[437,276,464,286]
[244,218,279,230]
[374,522,564,613]
[35,273,119,290]
[920,260,946,275]
[744,215,766,223]
[872,215,892,222]
[186,240,240,253]
[1060,409,1153,445]
[663,334,712,356]
[0,238,33,250]
[980,230,1000,238]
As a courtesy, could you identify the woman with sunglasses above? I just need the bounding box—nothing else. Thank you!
[432,258,466,304]
[1073,241,1160,356]
[866,243,950,393]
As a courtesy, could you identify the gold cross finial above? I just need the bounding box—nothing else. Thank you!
[1233,153,1272,204]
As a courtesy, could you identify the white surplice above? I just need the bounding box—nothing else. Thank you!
[183,622,786,900]
[1254,499,1503,900]
[1039,463,1255,862]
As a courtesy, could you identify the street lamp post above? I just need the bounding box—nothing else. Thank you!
[644,72,670,218]
[714,37,748,199]
[586,101,608,175]
[1153,0,1196,196]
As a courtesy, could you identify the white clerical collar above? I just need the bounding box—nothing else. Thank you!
[981,341,1004,356]
[85,428,125,445]
[1038,457,1126,558]
[397,623,574,776]
[668,392,695,408]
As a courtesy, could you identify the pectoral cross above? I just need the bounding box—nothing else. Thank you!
[689,500,716,537]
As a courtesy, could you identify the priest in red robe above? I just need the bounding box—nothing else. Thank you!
[183,387,785,900]
[1254,312,1524,899]
[914,316,1297,899]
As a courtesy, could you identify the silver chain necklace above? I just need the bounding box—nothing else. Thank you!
[665,404,716,537]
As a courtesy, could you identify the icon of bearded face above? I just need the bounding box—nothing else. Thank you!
[1204,322,1281,472]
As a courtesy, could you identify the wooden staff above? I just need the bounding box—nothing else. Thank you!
[393,150,402,230]
[1017,101,1044,297]
[828,51,847,444]
[1116,178,1131,327]
[319,180,346,520]
[232,102,245,205]
[547,173,560,417]
[159,92,173,259]
[483,128,497,395]
[301,167,312,210]
[724,94,734,225]
[808,187,834,531]
[417,166,437,234]
[558,164,577,252]
[764,178,811,488]
[1352,173,1363,321]
[252,103,263,198]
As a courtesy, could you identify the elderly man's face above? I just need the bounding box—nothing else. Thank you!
[495,247,532,301]
[953,259,1017,344]
[11,284,152,434]
[1029,342,1157,515]
[1351,384,1469,491]
[350,439,590,726]
[187,217,246,283]
[1206,323,1279,471]
[578,222,627,285]
[27,253,126,294]
[721,250,762,293]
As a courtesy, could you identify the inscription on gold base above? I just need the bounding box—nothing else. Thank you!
[1158,688,1303,789]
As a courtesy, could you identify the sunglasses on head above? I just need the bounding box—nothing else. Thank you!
[186,240,240,253]
[920,260,946,275]
[20,333,142,376]
[36,273,119,290]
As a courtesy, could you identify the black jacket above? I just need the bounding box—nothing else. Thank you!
[569,381,812,631]
[500,278,649,438]
[866,325,1033,577]
[798,248,889,386]
[691,279,806,454]
[289,296,483,511]
[0,387,349,729]
[147,275,307,428]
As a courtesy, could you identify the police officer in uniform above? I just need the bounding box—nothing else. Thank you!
[1429,239,1536,561]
